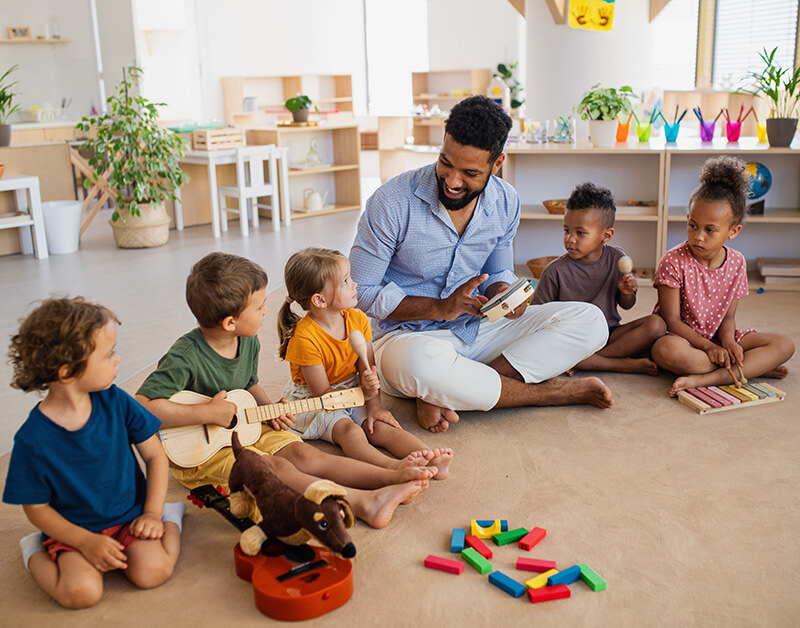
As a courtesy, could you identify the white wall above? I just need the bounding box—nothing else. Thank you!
[524,0,655,123]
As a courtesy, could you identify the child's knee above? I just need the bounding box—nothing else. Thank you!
[58,579,103,609]
[128,558,174,589]
[775,335,796,361]
[645,315,668,339]
[333,419,364,443]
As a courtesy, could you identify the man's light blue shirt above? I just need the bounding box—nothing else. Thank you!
[350,162,520,345]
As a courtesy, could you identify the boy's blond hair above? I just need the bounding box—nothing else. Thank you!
[186,252,268,328]
[9,297,120,392]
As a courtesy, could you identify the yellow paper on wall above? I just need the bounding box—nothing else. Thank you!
[569,0,615,31]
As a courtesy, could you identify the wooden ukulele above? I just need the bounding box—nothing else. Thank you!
[160,387,365,467]
[189,485,353,621]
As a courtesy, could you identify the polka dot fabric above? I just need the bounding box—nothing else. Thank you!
[653,242,755,341]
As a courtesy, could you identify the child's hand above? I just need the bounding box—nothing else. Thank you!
[705,345,731,368]
[363,405,400,434]
[722,340,745,366]
[129,511,165,540]
[79,532,127,572]
[268,397,296,431]
[618,274,638,296]
[360,365,381,399]
[207,390,238,428]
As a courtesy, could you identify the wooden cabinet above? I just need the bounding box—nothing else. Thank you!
[9,124,80,145]
[222,75,353,126]
[246,122,360,221]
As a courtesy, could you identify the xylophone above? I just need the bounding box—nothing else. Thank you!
[675,382,786,414]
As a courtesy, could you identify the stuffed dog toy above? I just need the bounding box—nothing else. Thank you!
[228,432,356,559]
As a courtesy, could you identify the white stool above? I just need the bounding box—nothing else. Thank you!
[0,175,48,259]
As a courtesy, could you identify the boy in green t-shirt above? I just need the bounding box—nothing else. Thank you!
[136,252,432,528]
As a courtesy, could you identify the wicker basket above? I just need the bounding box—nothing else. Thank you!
[543,199,568,214]
[526,256,558,278]
[109,202,170,248]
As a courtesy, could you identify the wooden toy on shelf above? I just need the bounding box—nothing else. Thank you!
[675,383,785,415]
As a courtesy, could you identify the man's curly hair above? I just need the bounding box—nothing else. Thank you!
[566,182,617,228]
[9,297,120,392]
[444,95,513,163]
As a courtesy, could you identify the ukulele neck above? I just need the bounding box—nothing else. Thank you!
[245,397,323,424]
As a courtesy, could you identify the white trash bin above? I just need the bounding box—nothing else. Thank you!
[41,200,82,254]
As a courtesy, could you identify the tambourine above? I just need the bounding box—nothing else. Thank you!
[479,277,535,322]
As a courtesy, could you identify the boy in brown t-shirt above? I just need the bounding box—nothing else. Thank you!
[532,182,666,374]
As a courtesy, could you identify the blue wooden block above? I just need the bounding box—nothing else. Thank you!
[488,571,526,598]
[450,528,466,552]
[547,564,582,586]
[476,519,508,531]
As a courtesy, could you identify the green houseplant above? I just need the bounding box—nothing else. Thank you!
[77,66,188,248]
[0,65,21,147]
[575,84,636,147]
[285,94,318,123]
[493,62,525,111]
[742,47,800,146]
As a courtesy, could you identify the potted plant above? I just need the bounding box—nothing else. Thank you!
[285,94,318,123]
[575,84,636,148]
[0,65,21,147]
[76,66,189,248]
[742,47,800,147]
[493,62,525,114]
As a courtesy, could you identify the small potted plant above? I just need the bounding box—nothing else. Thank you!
[285,94,317,123]
[493,62,525,114]
[575,84,636,148]
[77,66,189,248]
[0,65,21,147]
[742,47,800,147]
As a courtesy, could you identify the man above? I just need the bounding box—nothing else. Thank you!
[350,96,613,433]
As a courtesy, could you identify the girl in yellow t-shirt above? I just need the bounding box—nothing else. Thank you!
[277,248,452,479]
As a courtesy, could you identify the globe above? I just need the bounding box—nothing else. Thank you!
[744,162,772,200]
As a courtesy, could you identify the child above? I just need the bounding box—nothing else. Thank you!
[3,297,183,609]
[532,182,666,374]
[651,156,794,394]
[135,252,431,529]
[277,248,453,479]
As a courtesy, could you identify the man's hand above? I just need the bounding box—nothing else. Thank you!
[268,397,297,431]
[360,365,381,400]
[436,274,489,320]
[206,390,238,428]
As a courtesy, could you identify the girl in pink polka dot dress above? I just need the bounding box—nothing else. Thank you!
[651,156,795,395]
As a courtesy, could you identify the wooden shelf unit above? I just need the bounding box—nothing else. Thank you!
[0,38,71,44]
[222,75,353,126]
[246,122,361,221]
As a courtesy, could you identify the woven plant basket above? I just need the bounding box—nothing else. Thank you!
[526,256,558,278]
[109,202,170,248]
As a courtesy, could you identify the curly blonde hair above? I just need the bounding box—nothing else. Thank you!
[8,297,120,392]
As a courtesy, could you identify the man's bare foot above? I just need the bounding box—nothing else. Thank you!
[527,377,614,409]
[397,450,434,470]
[763,365,789,379]
[395,465,437,483]
[355,480,428,529]
[428,447,453,480]
[416,398,460,433]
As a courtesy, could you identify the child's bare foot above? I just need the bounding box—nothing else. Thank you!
[763,365,789,379]
[428,447,453,480]
[416,398,459,433]
[397,450,434,470]
[357,480,428,528]
[616,357,659,375]
[670,373,717,396]
[396,465,437,483]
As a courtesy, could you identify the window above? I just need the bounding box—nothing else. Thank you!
[652,0,701,90]
[712,0,798,89]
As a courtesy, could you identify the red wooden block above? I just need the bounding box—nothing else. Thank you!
[518,527,547,551]
[464,535,493,559]
[527,584,571,604]
[516,557,557,572]
[424,555,464,575]
[686,387,722,408]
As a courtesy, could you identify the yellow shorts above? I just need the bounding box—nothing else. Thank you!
[170,425,301,490]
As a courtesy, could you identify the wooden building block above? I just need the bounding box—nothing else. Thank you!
[488,571,526,598]
[461,547,492,574]
[471,519,503,539]
[465,535,493,559]
[518,527,547,550]
[547,565,582,586]
[492,527,529,546]
[527,584,571,604]
[476,519,508,531]
[579,563,606,591]
[450,528,465,553]
[525,569,558,589]
[516,558,557,572]
[424,555,465,575]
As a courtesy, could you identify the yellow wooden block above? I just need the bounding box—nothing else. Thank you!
[471,519,503,539]
[525,569,558,589]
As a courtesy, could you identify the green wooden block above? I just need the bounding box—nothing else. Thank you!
[461,547,492,574]
[579,563,607,591]
[491,527,529,546]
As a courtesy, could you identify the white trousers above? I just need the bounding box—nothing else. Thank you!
[373,301,608,411]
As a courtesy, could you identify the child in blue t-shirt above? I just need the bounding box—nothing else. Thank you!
[3,297,185,609]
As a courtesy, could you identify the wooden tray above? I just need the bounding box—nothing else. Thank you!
[543,199,567,214]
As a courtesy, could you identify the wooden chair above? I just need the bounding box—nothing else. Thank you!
[69,146,115,236]
[218,145,280,236]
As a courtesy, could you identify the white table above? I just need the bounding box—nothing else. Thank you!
[0,175,48,259]
[175,146,291,237]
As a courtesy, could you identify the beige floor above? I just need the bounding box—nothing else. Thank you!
[0,207,798,627]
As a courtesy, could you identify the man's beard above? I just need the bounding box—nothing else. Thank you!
[436,173,488,211]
